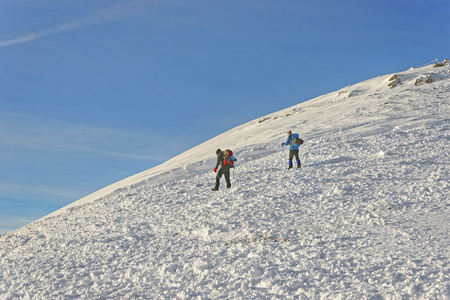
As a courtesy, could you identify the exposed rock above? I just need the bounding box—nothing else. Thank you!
[433,62,446,67]
[415,74,435,85]
[388,74,401,88]
[348,90,363,97]
[424,75,435,83]
[389,75,398,81]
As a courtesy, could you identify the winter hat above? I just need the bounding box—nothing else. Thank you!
[216,149,222,155]
[288,130,292,135]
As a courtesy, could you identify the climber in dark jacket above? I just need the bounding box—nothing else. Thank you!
[212,149,233,191]
[282,130,303,169]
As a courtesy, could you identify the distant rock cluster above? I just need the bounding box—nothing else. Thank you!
[388,74,402,88]
[414,74,435,86]
[388,59,448,88]
[433,59,448,67]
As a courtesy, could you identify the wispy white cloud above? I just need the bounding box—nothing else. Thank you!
[0,0,155,48]
[0,219,32,235]
[0,110,172,161]
[0,109,178,210]
[0,182,81,203]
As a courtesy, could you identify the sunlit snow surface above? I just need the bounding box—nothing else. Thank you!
[1,63,449,299]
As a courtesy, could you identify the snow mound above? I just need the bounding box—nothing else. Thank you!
[1,62,449,299]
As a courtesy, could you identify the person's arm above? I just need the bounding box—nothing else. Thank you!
[214,153,223,171]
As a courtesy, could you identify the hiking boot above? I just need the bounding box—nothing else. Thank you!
[288,166,292,170]
[297,164,301,169]
[212,187,219,191]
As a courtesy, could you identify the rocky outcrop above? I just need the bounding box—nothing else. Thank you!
[433,59,448,67]
[414,74,435,85]
[388,74,401,88]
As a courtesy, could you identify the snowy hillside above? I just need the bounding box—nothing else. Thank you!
[1,61,449,299]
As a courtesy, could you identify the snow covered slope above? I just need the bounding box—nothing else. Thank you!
[1,62,449,299]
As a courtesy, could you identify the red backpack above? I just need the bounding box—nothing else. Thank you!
[223,149,235,166]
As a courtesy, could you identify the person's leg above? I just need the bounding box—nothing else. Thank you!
[213,169,223,190]
[224,168,231,188]
[294,150,301,168]
[288,150,294,169]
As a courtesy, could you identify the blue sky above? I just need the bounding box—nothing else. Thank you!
[0,0,449,234]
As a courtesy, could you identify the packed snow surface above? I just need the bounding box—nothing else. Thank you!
[1,63,449,299]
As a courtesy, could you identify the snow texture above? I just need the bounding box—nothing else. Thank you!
[1,63,449,299]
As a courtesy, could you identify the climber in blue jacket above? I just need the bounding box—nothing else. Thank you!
[282,130,303,169]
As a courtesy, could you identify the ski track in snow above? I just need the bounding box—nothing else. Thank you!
[1,63,450,299]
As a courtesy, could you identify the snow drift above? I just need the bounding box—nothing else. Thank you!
[1,62,449,299]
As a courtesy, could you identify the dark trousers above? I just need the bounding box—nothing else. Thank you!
[289,150,301,167]
[215,166,231,189]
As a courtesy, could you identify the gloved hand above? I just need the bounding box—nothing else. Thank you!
[214,168,218,173]
[281,143,284,146]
